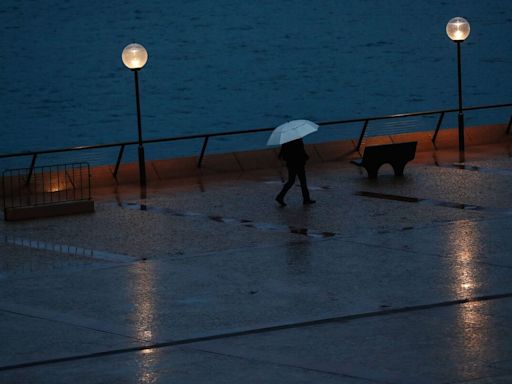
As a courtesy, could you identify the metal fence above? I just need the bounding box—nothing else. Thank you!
[2,162,91,209]
[0,103,510,179]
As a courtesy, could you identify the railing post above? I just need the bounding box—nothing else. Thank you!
[87,163,91,200]
[356,120,369,151]
[2,170,6,210]
[113,145,125,180]
[25,154,38,186]
[506,115,512,135]
[432,112,445,145]
[197,136,209,168]
[64,166,76,189]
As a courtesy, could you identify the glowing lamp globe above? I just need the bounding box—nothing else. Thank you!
[122,43,148,70]
[446,17,470,42]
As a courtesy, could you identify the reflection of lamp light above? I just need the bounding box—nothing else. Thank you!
[122,43,148,189]
[130,262,157,382]
[447,222,478,296]
[46,176,67,193]
[445,222,491,368]
[446,17,470,162]
[461,282,473,290]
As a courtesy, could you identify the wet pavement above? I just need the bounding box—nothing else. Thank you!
[1,143,512,383]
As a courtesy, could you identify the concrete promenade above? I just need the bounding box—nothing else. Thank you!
[1,126,512,383]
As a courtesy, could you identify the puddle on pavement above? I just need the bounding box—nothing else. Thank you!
[247,222,335,239]
[124,203,336,239]
[356,191,421,203]
[355,191,499,212]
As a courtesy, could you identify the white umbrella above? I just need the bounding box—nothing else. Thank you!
[266,119,319,146]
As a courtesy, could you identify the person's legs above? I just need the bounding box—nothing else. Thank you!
[276,166,297,205]
[297,167,315,204]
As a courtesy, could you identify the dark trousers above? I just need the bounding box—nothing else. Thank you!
[277,165,311,201]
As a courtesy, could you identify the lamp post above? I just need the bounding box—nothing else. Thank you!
[122,43,149,189]
[446,17,470,162]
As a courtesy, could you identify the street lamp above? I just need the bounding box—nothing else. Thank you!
[446,17,470,161]
[122,43,149,188]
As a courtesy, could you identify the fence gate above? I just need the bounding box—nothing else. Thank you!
[2,162,94,221]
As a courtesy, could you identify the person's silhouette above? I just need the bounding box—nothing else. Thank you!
[275,138,315,206]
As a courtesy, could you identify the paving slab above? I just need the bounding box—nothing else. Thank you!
[0,345,381,384]
[188,299,512,384]
[0,311,144,367]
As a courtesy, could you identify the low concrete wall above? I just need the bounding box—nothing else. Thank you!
[90,123,510,189]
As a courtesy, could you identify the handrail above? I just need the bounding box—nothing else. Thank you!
[0,102,510,177]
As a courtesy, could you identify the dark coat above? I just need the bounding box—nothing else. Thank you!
[278,139,309,167]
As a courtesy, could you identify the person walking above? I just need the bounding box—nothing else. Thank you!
[275,138,316,206]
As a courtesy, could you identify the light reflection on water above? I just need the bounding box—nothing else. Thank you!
[129,262,159,383]
[138,348,158,384]
[447,220,481,297]
[446,221,495,373]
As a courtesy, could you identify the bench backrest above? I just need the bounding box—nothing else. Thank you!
[363,141,417,162]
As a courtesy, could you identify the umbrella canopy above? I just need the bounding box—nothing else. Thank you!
[266,119,319,146]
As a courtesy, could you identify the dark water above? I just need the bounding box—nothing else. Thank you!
[0,0,511,168]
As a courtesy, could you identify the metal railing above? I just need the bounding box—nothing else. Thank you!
[2,162,91,209]
[0,103,510,182]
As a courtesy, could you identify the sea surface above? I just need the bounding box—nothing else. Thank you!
[1,0,511,168]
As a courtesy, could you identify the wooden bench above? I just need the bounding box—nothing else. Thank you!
[351,141,417,179]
